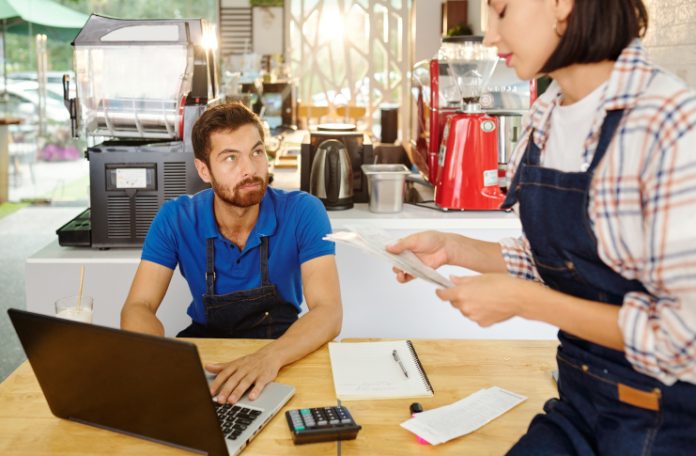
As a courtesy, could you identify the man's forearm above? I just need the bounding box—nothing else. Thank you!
[121,303,165,336]
[257,304,341,367]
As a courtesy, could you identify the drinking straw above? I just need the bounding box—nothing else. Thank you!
[76,265,85,311]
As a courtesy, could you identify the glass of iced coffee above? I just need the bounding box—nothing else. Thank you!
[55,295,93,323]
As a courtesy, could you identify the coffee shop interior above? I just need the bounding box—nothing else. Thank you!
[0,0,694,454]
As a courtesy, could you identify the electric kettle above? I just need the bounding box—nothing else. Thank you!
[309,139,354,210]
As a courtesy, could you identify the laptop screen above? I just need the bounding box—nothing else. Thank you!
[8,308,233,455]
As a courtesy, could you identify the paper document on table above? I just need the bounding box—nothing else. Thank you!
[324,227,454,288]
[400,386,527,445]
[328,340,434,400]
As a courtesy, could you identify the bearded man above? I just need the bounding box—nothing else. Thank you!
[121,103,342,404]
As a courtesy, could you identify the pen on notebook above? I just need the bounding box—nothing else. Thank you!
[392,349,409,378]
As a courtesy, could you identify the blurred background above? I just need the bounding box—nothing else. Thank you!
[1,0,217,206]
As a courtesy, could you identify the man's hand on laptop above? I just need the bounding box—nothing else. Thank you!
[205,350,282,404]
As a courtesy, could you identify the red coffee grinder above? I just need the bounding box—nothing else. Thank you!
[433,40,503,210]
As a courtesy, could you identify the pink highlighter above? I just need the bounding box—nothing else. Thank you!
[409,402,428,445]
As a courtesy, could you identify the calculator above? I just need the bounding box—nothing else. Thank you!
[285,406,362,444]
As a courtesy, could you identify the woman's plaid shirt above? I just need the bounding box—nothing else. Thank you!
[500,40,696,386]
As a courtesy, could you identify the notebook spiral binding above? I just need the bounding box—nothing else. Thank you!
[406,340,435,394]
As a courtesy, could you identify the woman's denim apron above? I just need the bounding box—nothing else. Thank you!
[503,110,696,455]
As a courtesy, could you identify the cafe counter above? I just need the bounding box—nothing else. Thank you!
[25,204,558,340]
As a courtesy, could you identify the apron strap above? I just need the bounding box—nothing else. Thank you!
[586,109,625,173]
[205,238,216,295]
[501,108,625,209]
[259,237,271,286]
[525,134,542,166]
[501,132,539,209]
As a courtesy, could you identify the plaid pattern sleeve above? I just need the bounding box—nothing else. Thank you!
[607,80,696,386]
[501,40,696,385]
[593,43,696,385]
[499,235,544,283]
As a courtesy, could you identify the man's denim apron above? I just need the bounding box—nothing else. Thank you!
[177,237,298,339]
[503,110,696,455]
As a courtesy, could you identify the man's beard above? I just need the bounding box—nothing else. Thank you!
[210,173,268,208]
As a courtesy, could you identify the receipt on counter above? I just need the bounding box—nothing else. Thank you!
[324,227,454,288]
[400,386,527,445]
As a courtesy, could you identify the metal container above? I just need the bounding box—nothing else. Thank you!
[310,139,354,210]
[489,111,523,189]
[489,111,523,164]
[361,164,411,213]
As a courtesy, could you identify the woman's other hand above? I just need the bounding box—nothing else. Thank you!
[435,273,534,326]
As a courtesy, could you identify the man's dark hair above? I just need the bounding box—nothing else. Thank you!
[541,0,649,73]
[191,102,265,165]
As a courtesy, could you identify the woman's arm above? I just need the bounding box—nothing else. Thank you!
[436,274,625,350]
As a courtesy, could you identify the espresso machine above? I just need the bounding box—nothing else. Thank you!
[410,36,535,210]
[57,14,217,248]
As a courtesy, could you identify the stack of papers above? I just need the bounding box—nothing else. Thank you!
[324,227,453,288]
[400,386,527,445]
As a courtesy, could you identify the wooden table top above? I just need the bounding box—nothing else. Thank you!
[0,338,558,455]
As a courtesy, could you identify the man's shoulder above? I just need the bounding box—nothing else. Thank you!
[163,188,211,213]
[154,189,212,231]
[268,188,324,215]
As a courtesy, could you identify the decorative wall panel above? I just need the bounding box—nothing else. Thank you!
[286,0,411,137]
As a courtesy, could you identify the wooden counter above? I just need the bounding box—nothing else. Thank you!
[0,338,558,455]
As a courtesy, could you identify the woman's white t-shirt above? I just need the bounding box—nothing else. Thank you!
[544,82,608,172]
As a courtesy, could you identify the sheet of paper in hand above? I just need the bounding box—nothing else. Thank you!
[324,227,454,288]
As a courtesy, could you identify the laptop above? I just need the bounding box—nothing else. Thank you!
[8,308,295,456]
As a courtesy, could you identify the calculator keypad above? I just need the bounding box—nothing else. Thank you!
[286,406,361,444]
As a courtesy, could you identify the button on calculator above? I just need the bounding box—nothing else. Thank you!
[285,405,362,444]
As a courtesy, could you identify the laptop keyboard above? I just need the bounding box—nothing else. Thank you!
[215,403,263,440]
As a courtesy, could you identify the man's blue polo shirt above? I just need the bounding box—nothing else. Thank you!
[141,187,335,325]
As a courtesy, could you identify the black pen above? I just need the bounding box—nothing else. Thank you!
[392,349,409,378]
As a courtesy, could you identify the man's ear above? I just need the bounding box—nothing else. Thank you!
[194,158,212,184]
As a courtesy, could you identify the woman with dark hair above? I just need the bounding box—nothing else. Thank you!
[389,0,696,453]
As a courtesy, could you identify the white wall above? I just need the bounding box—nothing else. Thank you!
[641,0,696,87]
[220,0,249,7]
[468,0,484,35]
[252,6,283,55]
[463,0,696,89]
[412,0,442,62]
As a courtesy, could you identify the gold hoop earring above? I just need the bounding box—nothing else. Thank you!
[553,21,563,38]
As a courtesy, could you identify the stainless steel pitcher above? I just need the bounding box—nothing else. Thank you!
[309,139,354,210]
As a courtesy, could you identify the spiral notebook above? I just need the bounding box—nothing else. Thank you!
[328,340,434,400]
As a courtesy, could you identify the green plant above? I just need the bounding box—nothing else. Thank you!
[447,23,474,37]
[250,0,284,6]
[0,202,29,220]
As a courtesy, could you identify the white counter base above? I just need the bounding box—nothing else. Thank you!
[26,203,558,339]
